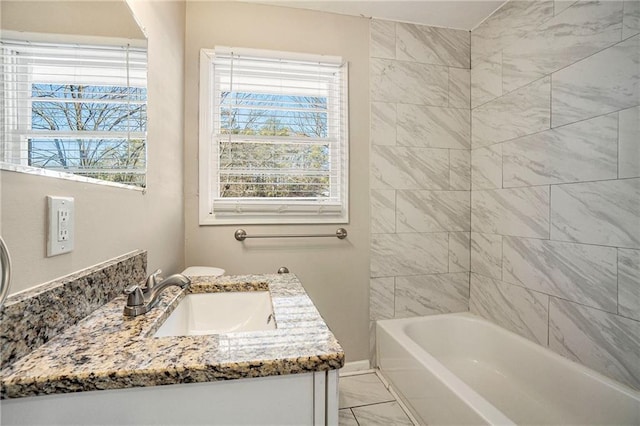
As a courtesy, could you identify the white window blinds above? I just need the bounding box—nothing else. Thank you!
[200,47,349,224]
[1,39,147,186]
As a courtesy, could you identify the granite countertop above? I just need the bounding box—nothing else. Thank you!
[0,274,344,399]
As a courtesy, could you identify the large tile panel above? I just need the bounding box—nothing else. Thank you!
[472,144,502,190]
[502,1,623,92]
[371,145,450,190]
[396,104,470,149]
[449,68,471,109]
[472,77,551,148]
[502,114,618,187]
[370,277,395,320]
[470,232,502,280]
[371,232,449,277]
[471,187,550,238]
[619,248,640,321]
[395,273,470,318]
[371,58,449,106]
[371,19,396,59]
[371,189,395,233]
[552,34,640,127]
[502,237,617,312]
[396,23,470,68]
[472,0,554,62]
[396,190,470,233]
[471,52,502,108]
[550,178,640,248]
[619,105,640,179]
[549,298,640,390]
[450,149,471,190]
[623,0,640,39]
[371,102,396,146]
[470,273,549,345]
[449,232,471,273]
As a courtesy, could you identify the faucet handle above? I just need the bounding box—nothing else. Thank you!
[124,284,145,307]
[144,269,163,290]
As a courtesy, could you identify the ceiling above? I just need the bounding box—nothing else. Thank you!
[246,1,507,30]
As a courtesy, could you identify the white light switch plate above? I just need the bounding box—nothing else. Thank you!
[47,196,74,257]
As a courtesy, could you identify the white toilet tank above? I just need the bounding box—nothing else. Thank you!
[182,266,225,277]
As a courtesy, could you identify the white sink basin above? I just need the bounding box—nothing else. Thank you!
[154,291,275,337]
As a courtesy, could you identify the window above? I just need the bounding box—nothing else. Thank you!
[1,38,147,187]
[199,47,348,225]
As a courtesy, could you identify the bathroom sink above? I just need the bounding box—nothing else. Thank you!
[154,291,275,337]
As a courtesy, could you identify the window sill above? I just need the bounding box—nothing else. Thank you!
[0,162,146,192]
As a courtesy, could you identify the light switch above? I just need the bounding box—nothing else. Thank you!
[47,196,74,257]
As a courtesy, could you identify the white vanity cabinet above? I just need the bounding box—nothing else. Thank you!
[1,370,339,425]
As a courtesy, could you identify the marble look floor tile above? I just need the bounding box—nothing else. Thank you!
[470,232,502,280]
[395,273,470,318]
[503,1,623,92]
[472,0,554,63]
[371,189,395,234]
[371,19,396,59]
[619,248,640,321]
[371,145,450,190]
[551,178,640,248]
[619,105,640,179]
[549,298,640,390]
[471,51,502,108]
[339,409,359,426]
[371,102,396,146]
[338,373,394,409]
[552,34,640,128]
[471,187,550,239]
[472,145,502,190]
[470,273,549,345]
[371,58,449,106]
[502,237,618,312]
[449,68,471,109]
[502,113,618,187]
[472,77,551,148]
[370,277,394,321]
[396,190,470,233]
[623,0,640,39]
[397,104,470,150]
[396,23,470,68]
[352,401,414,426]
[450,149,471,191]
[371,232,449,277]
[449,232,471,273]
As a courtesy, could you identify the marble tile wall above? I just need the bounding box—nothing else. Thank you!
[369,19,471,363]
[470,0,640,390]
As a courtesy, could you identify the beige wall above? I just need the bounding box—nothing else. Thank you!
[0,0,186,294]
[184,1,370,362]
[1,1,144,39]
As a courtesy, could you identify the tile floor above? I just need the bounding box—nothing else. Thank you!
[339,372,416,426]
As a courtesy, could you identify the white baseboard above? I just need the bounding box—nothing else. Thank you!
[339,360,371,376]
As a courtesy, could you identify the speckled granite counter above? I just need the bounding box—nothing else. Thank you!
[0,273,344,399]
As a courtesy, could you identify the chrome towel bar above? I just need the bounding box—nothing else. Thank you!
[234,228,347,241]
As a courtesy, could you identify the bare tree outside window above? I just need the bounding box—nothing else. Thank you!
[218,91,330,198]
[29,83,147,186]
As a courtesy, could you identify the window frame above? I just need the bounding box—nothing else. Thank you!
[198,47,349,225]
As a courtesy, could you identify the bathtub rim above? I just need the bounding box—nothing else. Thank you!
[376,312,640,425]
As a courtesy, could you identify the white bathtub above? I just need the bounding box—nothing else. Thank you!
[377,312,640,425]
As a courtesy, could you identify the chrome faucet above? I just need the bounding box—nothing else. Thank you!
[123,269,191,317]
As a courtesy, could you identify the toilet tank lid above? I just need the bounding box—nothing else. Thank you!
[182,266,225,277]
